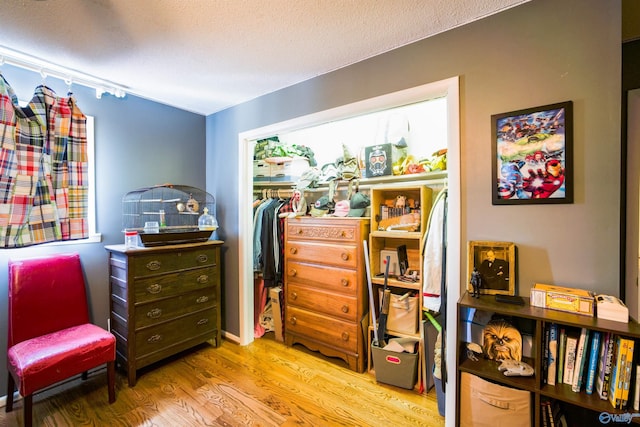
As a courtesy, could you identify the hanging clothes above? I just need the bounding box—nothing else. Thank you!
[252,193,292,336]
[422,187,448,312]
[0,75,88,247]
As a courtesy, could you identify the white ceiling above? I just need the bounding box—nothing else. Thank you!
[0,0,528,115]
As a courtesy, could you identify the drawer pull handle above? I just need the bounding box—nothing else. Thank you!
[342,305,349,313]
[290,247,298,254]
[341,332,349,341]
[341,230,347,237]
[196,296,209,304]
[289,269,297,277]
[147,283,162,294]
[147,308,162,319]
[297,229,303,234]
[148,334,162,343]
[341,253,349,261]
[289,316,297,325]
[197,318,209,325]
[291,292,298,300]
[197,254,208,263]
[197,274,209,284]
[341,279,349,287]
[146,260,161,271]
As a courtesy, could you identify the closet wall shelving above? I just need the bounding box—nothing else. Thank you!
[252,170,448,200]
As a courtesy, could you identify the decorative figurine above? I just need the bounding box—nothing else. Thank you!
[288,189,307,218]
[470,267,482,298]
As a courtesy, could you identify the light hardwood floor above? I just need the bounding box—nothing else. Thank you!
[1,335,445,426]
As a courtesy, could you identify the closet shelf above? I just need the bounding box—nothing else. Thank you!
[253,170,448,191]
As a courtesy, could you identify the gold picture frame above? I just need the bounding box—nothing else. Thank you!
[467,241,516,296]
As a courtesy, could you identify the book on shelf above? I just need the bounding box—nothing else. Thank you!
[596,332,615,400]
[633,364,640,411]
[543,323,551,383]
[621,339,635,408]
[541,400,550,427]
[572,328,590,392]
[557,327,566,385]
[546,400,555,427]
[563,334,578,385]
[585,331,602,394]
[547,323,558,386]
[542,398,568,427]
[609,336,631,408]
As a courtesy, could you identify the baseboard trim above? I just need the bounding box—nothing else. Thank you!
[222,330,240,344]
[0,366,107,409]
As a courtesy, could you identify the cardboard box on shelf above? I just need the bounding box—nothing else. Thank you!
[530,283,595,316]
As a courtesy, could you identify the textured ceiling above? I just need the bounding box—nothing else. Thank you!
[0,0,529,115]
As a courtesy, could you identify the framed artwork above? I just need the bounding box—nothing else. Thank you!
[491,101,573,205]
[467,241,516,296]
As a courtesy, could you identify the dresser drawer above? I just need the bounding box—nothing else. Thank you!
[287,221,358,243]
[132,267,216,303]
[287,282,358,322]
[134,288,216,328]
[285,260,357,295]
[135,308,216,358]
[286,240,358,268]
[131,249,217,278]
[286,306,358,353]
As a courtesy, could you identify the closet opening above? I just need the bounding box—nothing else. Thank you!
[237,76,461,420]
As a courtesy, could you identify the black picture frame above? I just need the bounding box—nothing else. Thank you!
[491,101,573,205]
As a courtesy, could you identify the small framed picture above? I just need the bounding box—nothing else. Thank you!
[491,101,573,205]
[467,241,516,296]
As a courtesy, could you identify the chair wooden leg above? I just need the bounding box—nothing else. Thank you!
[6,374,14,412]
[107,361,116,404]
[23,394,32,427]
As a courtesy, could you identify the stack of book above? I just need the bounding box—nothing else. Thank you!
[540,398,567,427]
[543,323,637,409]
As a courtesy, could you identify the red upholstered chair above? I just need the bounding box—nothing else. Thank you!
[5,253,116,427]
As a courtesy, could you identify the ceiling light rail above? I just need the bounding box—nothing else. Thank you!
[0,45,126,99]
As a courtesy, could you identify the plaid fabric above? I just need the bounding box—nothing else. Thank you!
[0,176,12,203]
[68,218,87,240]
[68,161,86,186]
[55,187,69,219]
[15,143,42,175]
[0,78,89,247]
[67,186,88,219]
[0,147,16,178]
[0,75,18,150]
[9,194,32,225]
[68,101,87,162]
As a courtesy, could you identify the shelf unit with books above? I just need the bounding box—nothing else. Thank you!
[366,184,435,393]
[457,291,640,427]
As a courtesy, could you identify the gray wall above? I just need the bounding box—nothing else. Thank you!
[0,65,206,394]
[208,0,622,336]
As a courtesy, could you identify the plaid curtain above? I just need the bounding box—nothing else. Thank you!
[0,73,88,248]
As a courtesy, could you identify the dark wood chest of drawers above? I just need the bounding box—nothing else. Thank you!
[284,217,369,372]
[105,240,223,386]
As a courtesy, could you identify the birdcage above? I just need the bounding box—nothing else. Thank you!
[122,184,217,246]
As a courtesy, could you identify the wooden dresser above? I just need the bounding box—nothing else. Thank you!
[105,240,223,386]
[284,216,370,372]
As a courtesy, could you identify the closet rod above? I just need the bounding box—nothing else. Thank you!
[0,45,127,99]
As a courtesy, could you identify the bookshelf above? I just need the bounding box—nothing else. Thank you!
[457,291,640,426]
[366,184,434,392]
